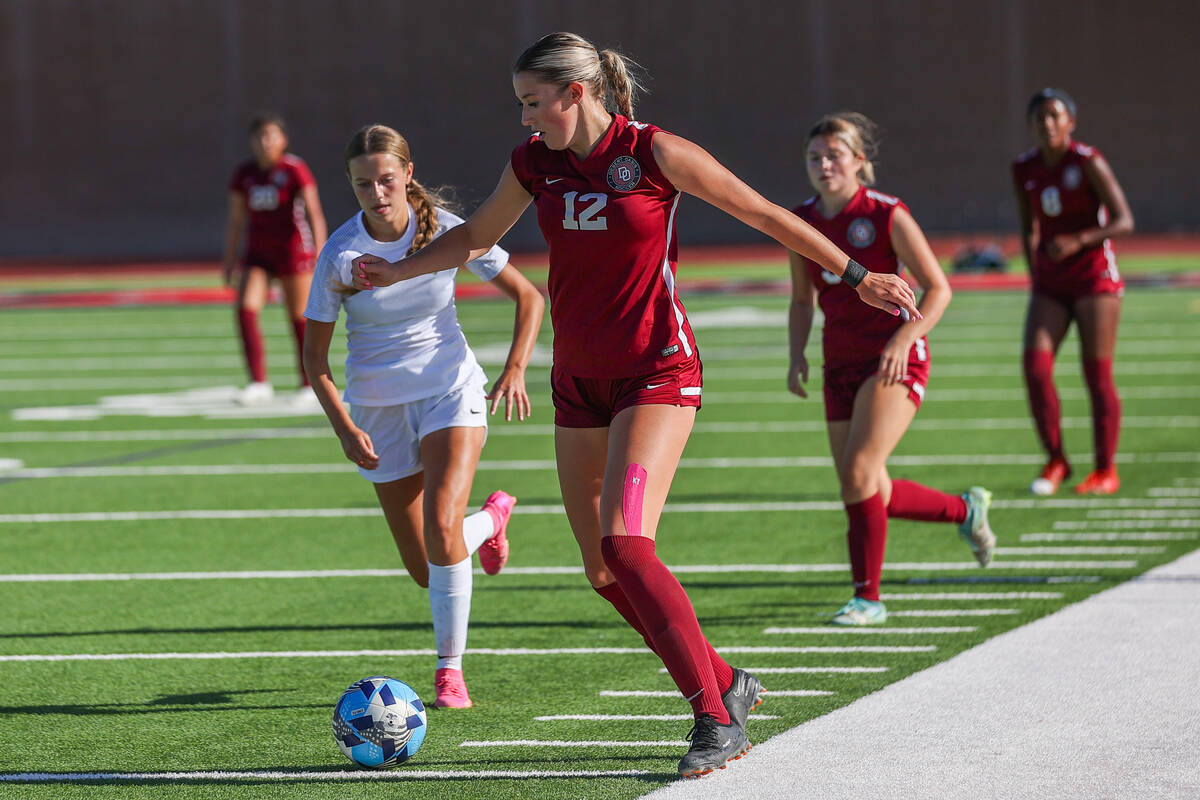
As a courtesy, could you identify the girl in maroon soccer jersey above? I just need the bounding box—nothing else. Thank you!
[352,33,920,777]
[223,113,328,405]
[787,112,996,628]
[1013,89,1134,496]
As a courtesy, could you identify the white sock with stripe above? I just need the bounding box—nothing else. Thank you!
[428,557,473,671]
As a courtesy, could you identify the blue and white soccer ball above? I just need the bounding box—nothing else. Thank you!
[332,676,427,768]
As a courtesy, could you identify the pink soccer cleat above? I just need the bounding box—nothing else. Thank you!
[433,667,473,709]
[478,491,516,576]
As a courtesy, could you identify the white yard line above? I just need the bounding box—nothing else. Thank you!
[995,546,1165,555]
[880,592,1062,600]
[1053,519,1199,530]
[886,609,1019,617]
[459,740,687,748]
[600,690,833,698]
[764,627,976,635]
[3,416,1197,439]
[1020,532,1197,542]
[0,560,1138,584]
[658,666,889,674]
[1085,509,1200,518]
[1,495,1192,524]
[4,452,1197,480]
[0,768,652,784]
[1149,488,1200,497]
[534,714,780,722]
[0,645,939,664]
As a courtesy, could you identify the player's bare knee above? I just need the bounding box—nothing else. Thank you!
[840,460,875,496]
[584,563,615,588]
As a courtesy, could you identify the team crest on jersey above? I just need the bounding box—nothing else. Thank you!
[271,169,288,186]
[847,217,876,248]
[1062,164,1082,190]
[607,156,642,191]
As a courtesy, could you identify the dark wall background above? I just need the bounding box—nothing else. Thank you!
[1,0,1195,259]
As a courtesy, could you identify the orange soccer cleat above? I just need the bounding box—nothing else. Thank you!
[1074,468,1120,495]
[1030,457,1072,496]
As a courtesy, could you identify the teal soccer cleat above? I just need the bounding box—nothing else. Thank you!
[831,596,887,626]
[959,486,996,567]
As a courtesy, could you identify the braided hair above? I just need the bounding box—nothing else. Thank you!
[343,124,451,255]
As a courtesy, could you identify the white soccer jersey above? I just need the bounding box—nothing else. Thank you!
[305,206,508,406]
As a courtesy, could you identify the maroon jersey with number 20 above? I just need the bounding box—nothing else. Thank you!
[510,115,697,378]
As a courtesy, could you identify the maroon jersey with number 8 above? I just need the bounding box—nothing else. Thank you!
[510,115,697,378]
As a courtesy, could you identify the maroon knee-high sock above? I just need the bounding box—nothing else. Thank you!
[237,309,267,383]
[594,582,733,694]
[1023,349,1065,460]
[600,536,729,723]
[887,479,967,524]
[1082,357,1120,470]
[845,493,888,602]
[290,317,309,387]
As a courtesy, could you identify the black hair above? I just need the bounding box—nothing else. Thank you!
[248,112,288,137]
[1026,88,1077,120]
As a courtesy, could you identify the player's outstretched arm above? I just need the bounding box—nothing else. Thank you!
[353,164,533,290]
[651,132,921,320]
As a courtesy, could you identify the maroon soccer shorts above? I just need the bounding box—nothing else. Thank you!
[243,248,315,278]
[551,357,703,428]
[823,347,930,422]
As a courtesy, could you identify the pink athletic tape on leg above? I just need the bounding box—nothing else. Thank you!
[622,463,647,537]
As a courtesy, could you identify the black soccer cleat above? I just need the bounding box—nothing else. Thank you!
[721,667,764,732]
[677,713,751,779]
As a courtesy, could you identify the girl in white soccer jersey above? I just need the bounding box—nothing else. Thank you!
[302,124,544,709]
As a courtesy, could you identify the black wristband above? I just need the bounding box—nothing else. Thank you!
[842,258,868,288]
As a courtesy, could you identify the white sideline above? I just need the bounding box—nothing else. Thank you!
[643,548,1200,800]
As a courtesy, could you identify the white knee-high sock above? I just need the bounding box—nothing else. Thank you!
[461,509,496,555]
[428,557,473,671]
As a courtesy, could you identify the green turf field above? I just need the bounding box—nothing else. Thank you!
[1,287,1198,798]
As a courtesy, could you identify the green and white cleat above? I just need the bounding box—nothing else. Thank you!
[959,486,996,567]
[831,596,887,626]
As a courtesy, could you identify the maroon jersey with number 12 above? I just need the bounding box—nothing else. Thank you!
[510,115,696,378]
[792,185,917,365]
[229,153,317,265]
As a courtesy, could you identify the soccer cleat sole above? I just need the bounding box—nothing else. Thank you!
[679,742,752,779]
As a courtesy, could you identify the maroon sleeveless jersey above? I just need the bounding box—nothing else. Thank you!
[229,153,317,261]
[792,186,917,365]
[1011,140,1119,286]
[511,115,697,378]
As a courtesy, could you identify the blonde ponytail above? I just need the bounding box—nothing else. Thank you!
[515,32,646,118]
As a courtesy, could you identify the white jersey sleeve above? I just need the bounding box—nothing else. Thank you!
[304,245,349,323]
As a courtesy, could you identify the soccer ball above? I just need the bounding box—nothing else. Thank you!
[332,676,427,768]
